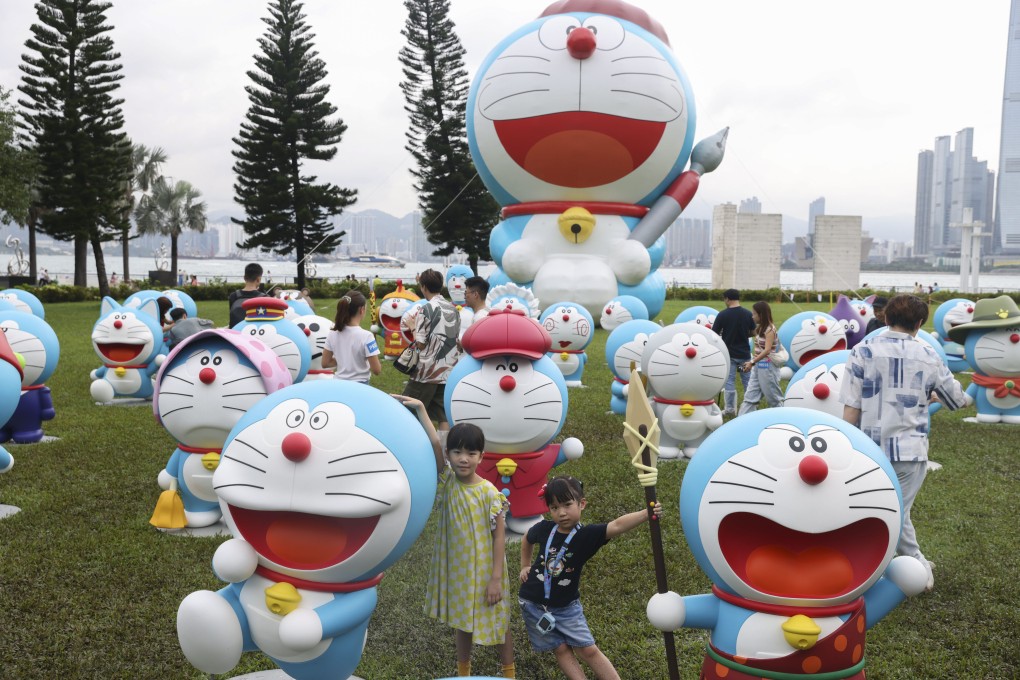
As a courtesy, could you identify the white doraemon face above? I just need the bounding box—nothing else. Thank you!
[0,319,46,386]
[447,274,468,305]
[216,398,411,583]
[612,331,653,378]
[601,300,634,331]
[158,345,267,447]
[91,310,157,367]
[542,305,591,351]
[240,324,302,382]
[970,326,1020,377]
[784,363,847,418]
[380,297,414,335]
[691,312,717,330]
[941,301,975,336]
[790,316,847,367]
[698,424,900,605]
[0,293,32,316]
[294,315,332,372]
[449,355,564,453]
[643,326,729,401]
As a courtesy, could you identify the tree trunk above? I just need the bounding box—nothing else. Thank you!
[468,254,478,275]
[74,236,88,287]
[171,234,178,286]
[91,235,109,299]
[28,220,37,282]
[122,228,131,282]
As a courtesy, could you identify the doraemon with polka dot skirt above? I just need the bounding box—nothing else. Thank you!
[0,310,59,444]
[673,304,719,330]
[605,319,660,415]
[234,297,311,384]
[176,380,437,680]
[932,298,975,373]
[783,350,851,419]
[600,294,649,331]
[640,322,728,459]
[89,296,167,403]
[467,0,727,322]
[948,295,1020,424]
[0,332,24,496]
[829,295,868,349]
[151,329,292,530]
[540,301,594,387]
[445,264,474,306]
[0,288,45,318]
[777,311,848,381]
[445,309,583,535]
[294,315,336,381]
[372,280,419,358]
[646,408,929,679]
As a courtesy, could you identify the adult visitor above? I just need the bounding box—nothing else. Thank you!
[463,276,491,327]
[865,296,888,335]
[712,289,754,416]
[321,290,381,384]
[737,301,784,414]
[167,308,214,349]
[228,263,264,328]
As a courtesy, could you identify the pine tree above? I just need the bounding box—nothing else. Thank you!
[232,0,356,289]
[399,0,499,274]
[18,0,131,294]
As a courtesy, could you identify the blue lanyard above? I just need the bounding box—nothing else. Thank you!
[543,524,579,601]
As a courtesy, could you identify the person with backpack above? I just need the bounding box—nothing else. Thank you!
[227,263,264,328]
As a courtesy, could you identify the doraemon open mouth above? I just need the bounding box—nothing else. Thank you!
[558,341,572,348]
[495,112,665,187]
[799,340,846,366]
[718,513,888,599]
[96,342,145,364]
[380,315,402,333]
[229,506,379,570]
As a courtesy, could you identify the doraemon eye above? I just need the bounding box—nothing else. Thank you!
[790,436,805,452]
[309,323,320,332]
[848,320,861,333]
[695,314,709,325]
[286,409,305,428]
[582,16,624,50]
[538,15,580,49]
[689,334,704,347]
[309,410,329,430]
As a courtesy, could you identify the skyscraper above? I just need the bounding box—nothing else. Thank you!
[913,150,934,255]
[808,197,825,236]
[995,0,1020,254]
[738,196,762,214]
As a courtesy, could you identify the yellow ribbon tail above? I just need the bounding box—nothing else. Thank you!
[149,489,186,529]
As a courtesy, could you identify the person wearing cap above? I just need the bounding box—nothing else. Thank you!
[865,296,888,335]
[712,289,754,415]
[840,294,968,592]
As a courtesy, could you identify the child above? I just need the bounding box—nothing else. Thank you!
[518,476,662,680]
[321,291,381,383]
[394,396,515,678]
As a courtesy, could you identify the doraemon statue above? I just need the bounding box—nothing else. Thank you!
[600,295,649,331]
[849,296,876,334]
[176,381,437,680]
[932,298,975,373]
[446,309,583,534]
[539,301,594,387]
[0,288,45,318]
[0,332,24,489]
[640,322,728,459]
[674,305,719,330]
[783,350,851,419]
[89,296,166,403]
[0,310,59,443]
[646,408,929,679]
[777,311,848,380]
[829,295,868,349]
[151,329,292,529]
[948,295,1020,424]
[467,0,727,321]
[399,298,429,348]
[233,297,311,384]
[445,264,474,306]
[485,282,540,318]
[373,280,420,358]
[294,315,336,381]
[605,319,660,415]
[125,288,198,319]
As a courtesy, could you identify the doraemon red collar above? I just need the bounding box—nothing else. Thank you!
[255,565,383,593]
[461,308,551,359]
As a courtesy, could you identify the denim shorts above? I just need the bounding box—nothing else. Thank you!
[519,598,596,653]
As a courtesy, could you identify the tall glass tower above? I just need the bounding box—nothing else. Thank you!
[995,0,1020,254]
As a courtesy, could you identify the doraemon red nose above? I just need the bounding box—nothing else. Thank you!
[818,324,828,334]
[113,320,123,329]
[812,383,830,400]
[799,455,828,485]
[282,432,312,462]
[562,314,570,322]
[499,375,516,392]
[199,367,216,385]
[1011,333,1020,344]
[567,26,596,59]
[685,347,697,359]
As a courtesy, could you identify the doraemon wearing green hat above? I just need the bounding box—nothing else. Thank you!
[947,295,1020,424]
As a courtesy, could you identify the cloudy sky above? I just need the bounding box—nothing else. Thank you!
[0,1,1011,237]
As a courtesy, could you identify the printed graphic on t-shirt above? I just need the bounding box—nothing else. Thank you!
[366,338,379,354]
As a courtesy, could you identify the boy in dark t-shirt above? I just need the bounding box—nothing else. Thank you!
[518,477,662,680]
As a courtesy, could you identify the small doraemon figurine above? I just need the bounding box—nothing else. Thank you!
[673,305,719,330]
[445,264,474,306]
[646,408,929,679]
[485,282,541,319]
[399,298,429,348]
[233,297,311,383]
[0,288,45,318]
[849,296,877,333]
[293,315,335,381]
[777,311,848,380]
[0,310,59,443]
[641,322,729,459]
[540,301,594,387]
[948,295,1020,424]
[829,295,868,349]
[446,309,583,534]
[600,295,649,331]
[932,298,975,373]
[373,280,420,358]
[0,332,24,482]
[151,329,292,529]
[90,296,167,403]
[783,350,851,419]
[605,319,660,415]
[176,381,437,680]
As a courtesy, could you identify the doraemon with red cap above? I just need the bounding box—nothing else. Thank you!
[646,408,929,679]
[445,309,583,534]
[0,331,24,482]
[539,301,594,387]
[467,0,727,320]
[233,297,311,384]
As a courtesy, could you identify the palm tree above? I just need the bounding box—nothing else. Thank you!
[133,178,207,279]
[120,144,167,282]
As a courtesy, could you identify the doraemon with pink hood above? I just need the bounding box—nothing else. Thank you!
[89,296,167,403]
[539,301,594,387]
[467,0,727,321]
[151,329,292,529]
[646,408,929,679]
[932,298,975,373]
[176,380,437,680]
[605,318,660,415]
[445,309,583,534]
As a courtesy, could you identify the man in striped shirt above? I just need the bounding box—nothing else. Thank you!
[840,294,968,591]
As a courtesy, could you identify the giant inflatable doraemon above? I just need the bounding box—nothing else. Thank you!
[89,296,167,403]
[932,298,975,373]
[467,0,727,321]
[646,408,929,679]
[783,350,851,419]
[605,319,660,415]
[233,297,311,384]
[446,309,583,534]
[777,311,848,380]
[151,329,292,530]
[0,310,59,443]
[948,295,1020,424]
[539,301,594,387]
[176,381,437,680]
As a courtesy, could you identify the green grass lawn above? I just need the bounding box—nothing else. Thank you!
[0,297,1017,678]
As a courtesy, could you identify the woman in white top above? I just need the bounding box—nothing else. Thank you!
[321,290,382,383]
[738,300,784,414]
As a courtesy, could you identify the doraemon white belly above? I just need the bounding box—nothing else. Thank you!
[181,454,218,503]
[107,368,144,394]
[733,612,843,659]
[239,574,338,663]
[549,352,581,376]
[657,403,713,440]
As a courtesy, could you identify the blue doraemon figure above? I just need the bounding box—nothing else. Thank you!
[89,297,166,402]
[233,297,311,384]
[177,381,438,680]
[0,332,24,478]
[540,301,594,387]
[0,310,60,443]
[674,305,719,330]
[605,319,660,415]
[776,311,848,380]
[783,350,851,419]
[931,298,974,373]
[0,289,45,319]
[600,294,649,331]
[947,295,1020,424]
[647,408,929,678]
[445,264,475,307]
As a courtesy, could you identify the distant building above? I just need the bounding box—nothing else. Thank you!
[808,197,825,236]
[738,196,762,214]
[711,203,781,289]
[995,0,1020,254]
[665,217,712,265]
[913,150,934,255]
[813,215,863,291]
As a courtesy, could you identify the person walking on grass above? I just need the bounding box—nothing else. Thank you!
[738,301,784,414]
[228,263,264,328]
[518,476,662,680]
[840,294,968,592]
[712,288,754,415]
[320,291,381,384]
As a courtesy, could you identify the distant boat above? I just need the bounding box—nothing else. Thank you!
[346,254,405,268]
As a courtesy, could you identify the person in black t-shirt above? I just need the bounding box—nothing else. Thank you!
[227,263,264,328]
[712,288,755,415]
[518,477,662,680]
